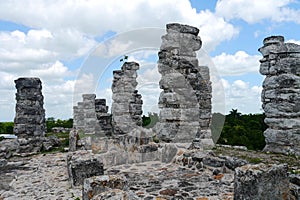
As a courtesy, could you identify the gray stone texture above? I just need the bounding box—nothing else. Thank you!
[234,164,291,200]
[155,23,213,145]
[73,95,112,137]
[82,175,128,200]
[67,151,104,186]
[95,99,112,136]
[111,62,143,134]
[259,36,300,156]
[12,77,46,154]
[69,129,79,152]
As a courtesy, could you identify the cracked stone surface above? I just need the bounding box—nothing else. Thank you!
[259,36,300,156]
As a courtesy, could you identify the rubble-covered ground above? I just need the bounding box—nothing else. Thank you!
[0,146,299,200]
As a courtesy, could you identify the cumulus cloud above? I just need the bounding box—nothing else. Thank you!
[222,79,263,114]
[0,0,261,121]
[0,0,238,51]
[212,51,261,76]
[216,0,300,24]
[286,39,300,45]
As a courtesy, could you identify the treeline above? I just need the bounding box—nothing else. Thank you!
[1,110,266,151]
[46,118,73,132]
[214,109,267,150]
[0,122,14,134]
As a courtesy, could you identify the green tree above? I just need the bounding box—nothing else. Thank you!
[216,110,267,150]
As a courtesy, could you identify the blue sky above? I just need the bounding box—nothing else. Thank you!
[0,0,299,121]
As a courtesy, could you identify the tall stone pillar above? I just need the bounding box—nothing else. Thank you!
[155,23,213,145]
[111,62,143,135]
[259,36,300,156]
[95,99,112,136]
[13,77,46,153]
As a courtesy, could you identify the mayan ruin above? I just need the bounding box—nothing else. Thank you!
[0,21,299,200]
[156,23,213,146]
[259,36,300,156]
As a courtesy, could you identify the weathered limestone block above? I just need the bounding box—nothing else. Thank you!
[69,129,79,152]
[11,77,46,155]
[111,62,143,134]
[67,151,104,186]
[259,36,300,156]
[14,77,45,139]
[234,164,290,200]
[155,23,213,145]
[82,175,127,200]
[95,99,112,136]
[73,95,112,139]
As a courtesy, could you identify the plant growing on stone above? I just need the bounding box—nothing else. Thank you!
[152,135,160,143]
[119,55,128,63]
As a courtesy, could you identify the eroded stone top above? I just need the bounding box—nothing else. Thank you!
[121,61,139,71]
[166,23,199,36]
[15,77,42,89]
[263,36,284,45]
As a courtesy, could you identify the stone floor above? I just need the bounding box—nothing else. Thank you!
[105,161,234,200]
[0,152,235,200]
[0,153,81,200]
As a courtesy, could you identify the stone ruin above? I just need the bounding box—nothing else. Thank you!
[1,24,299,200]
[0,77,61,158]
[111,62,143,134]
[234,163,290,200]
[72,23,213,151]
[14,77,46,139]
[73,94,112,136]
[155,23,213,146]
[66,27,300,199]
[259,36,300,156]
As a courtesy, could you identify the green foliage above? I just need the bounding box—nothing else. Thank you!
[0,122,14,134]
[152,135,160,143]
[248,157,262,164]
[44,131,70,153]
[216,109,267,150]
[142,112,159,128]
[46,117,73,132]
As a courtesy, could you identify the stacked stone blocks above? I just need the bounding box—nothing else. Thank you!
[259,36,300,156]
[13,77,46,153]
[156,23,213,145]
[73,94,112,136]
[111,62,143,134]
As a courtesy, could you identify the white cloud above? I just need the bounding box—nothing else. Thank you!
[30,61,71,82]
[212,51,261,76]
[0,0,238,52]
[216,0,300,24]
[0,0,240,120]
[222,79,263,114]
[286,39,300,45]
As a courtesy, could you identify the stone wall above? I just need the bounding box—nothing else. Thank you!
[111,62,143,134]
[13,77,46,153]
[155,23,213,146]
[73,94,112,136]
[95,99,112,136]
[259,36,300,156]
[234,164,290,200]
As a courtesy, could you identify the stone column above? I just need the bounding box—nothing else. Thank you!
[111,62,143,135]
[155,23,213,145]
[95,98,112,136]
[81,94,99,135]
[13,77,46,153]
[259,36,300,156]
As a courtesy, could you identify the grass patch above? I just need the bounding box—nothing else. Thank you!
[248,157,262,164]
[42,131,70,154]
